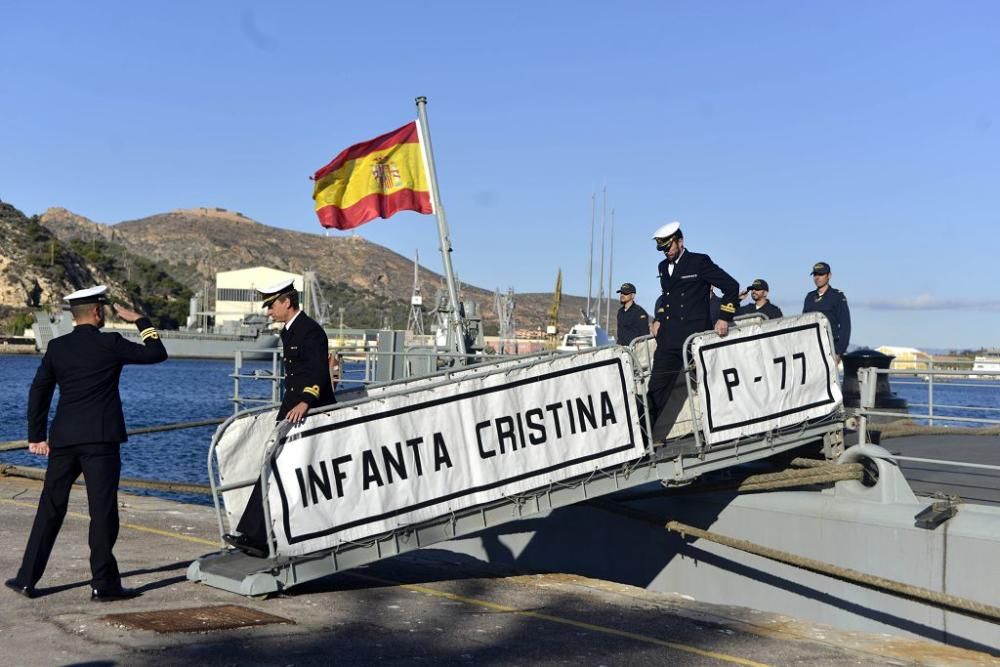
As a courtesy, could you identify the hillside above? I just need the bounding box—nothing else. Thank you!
[39,206,591,334]
[0,202,102,310]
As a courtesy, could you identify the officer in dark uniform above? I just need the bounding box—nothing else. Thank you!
[6,286,167,601]
[802,262,851,361]
[614,282,649,346]
[648,222,740,430]
[225,279,336,557]
[737,278,783,319]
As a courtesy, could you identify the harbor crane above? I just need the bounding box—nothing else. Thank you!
[546,268,562,348]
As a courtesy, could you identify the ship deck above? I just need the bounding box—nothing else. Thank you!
[879,431,1000,506]
[1,474,996,666]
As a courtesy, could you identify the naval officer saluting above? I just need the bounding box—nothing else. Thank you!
[225,279,336,557]
[6,286,167,601]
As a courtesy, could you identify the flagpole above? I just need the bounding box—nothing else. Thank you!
[415,96,467,357]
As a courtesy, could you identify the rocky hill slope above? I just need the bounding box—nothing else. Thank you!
[39,206,590,334]
[0,202,103,309]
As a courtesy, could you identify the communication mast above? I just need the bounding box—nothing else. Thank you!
[495,287,517,355]
[406,250,425,336]
[303,270,332,326]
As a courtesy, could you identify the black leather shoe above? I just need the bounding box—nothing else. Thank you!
[222,533,268,558]
[90,586,141,602]
[5,578,36,599]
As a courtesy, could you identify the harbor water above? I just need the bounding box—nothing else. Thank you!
[0,356,280,505]
[1,354,997,505]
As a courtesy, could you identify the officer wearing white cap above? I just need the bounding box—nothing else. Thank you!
[7,286,167,601]
[648,222,740,433]
[802,261,851,361]
[737,278,783,319]
[615,282,649,346]
[224,278,336,557]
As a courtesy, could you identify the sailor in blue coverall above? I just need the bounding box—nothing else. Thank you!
[802,261,851,361]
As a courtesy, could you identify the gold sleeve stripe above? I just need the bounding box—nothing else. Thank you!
[140,327,157,336]
[303,385,320,398]
[140,331,161,341]
[720,304,736,314]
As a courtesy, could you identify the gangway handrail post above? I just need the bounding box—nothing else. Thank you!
[683,331,706,455]
[927,357,935,426]
[232,350,242,415]
[626,335,657,457]
[259,421,292,560]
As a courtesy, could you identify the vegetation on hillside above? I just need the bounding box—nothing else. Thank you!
[65,238,193,329]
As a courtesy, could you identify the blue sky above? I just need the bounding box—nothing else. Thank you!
[1,1,997,350]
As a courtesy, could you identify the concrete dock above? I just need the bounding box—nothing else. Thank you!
[1,474,997,667]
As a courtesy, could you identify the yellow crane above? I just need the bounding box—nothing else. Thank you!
[546,268,562,349]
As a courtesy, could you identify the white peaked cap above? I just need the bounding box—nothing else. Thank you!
[257,279,297,307]
[652,221,681,240]
[256,279,296,296]
[64,285,109,304]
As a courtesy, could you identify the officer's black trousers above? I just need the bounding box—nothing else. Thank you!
[234,481,268,550]
[16,443,122,590]
[647,346,685,424]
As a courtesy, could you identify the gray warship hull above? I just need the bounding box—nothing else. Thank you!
[31,311,280,360]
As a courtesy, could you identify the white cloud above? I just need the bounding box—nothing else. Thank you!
[860,294,1000,311]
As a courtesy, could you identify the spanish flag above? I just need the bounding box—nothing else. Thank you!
[312,121,434,230]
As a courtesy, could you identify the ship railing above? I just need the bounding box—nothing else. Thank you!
[228,342,543,414]
[855,366,1000,474]
[885,357,994,426]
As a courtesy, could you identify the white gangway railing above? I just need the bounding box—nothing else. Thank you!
[190,313,846,595]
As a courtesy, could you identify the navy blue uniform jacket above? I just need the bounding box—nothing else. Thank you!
[27,317,168,447]
[279,311,336,418]
[616,303,650,346]
[738,301,784,319]
[654,251,740,349]
[802,287,851,355]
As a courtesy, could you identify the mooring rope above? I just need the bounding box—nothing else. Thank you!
[0,417,227,452]
[0,463,212,495]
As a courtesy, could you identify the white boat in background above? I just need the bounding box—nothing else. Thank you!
[970,353,1000,378]
[556,322,613,352]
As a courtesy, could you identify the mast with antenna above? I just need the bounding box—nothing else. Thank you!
[606,208,615,330]
[586,192,595,322]
[597,185,607,327]
[406,249,424,337]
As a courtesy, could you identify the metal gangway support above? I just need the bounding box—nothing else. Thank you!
[188,313,846,596]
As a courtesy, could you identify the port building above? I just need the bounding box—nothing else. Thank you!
[215,267,302,324]
[876,345,932,370]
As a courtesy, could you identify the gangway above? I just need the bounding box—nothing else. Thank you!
[188,313,846,596]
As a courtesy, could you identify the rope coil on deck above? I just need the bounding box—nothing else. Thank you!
[665,520,1000,623]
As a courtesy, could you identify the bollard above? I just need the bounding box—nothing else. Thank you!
[842,348,908,410]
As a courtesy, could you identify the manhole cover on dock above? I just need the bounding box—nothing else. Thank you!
[103,605,292,633]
